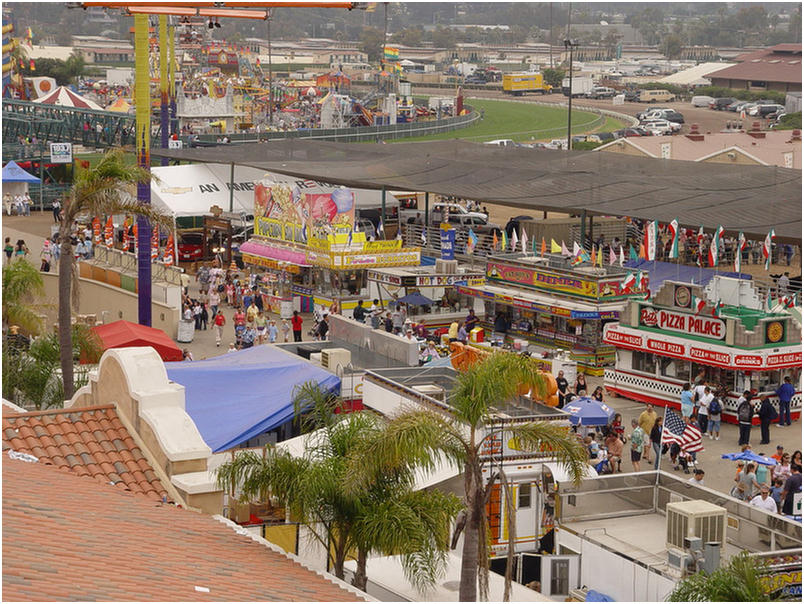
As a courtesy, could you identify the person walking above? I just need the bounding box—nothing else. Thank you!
[650,416,663,470]
[697,386,713,435]
[733,462,760,501]
[281,318,290,343]
[737,391,755,446]
[209,288,220,320]
[629,418,646,473]
[758,395,778,445]
[706,393,722,440]
[291,310,303,342]
[776,376,795,427]
[213,310,226,347]
[555,370,569,409]
[51,198,61,223]
[267,319,278,344]
[352,299,367,323]
[3,237,13,265]
[680,382,694,420]
[638,404,657,463]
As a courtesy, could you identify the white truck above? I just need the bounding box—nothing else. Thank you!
[561,76,594,98]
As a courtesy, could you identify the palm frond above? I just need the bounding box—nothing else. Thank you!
[667,551,771,602]
[2,259,46,334]
[508,421,589,486]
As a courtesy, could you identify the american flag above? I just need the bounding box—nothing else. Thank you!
[662,409,704,453]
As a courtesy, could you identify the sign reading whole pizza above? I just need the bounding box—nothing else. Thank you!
[640,307,726,340]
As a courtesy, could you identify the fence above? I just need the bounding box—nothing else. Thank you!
[92,245,184,288]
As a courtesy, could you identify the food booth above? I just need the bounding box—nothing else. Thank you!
[603,278,802,423]
[243,177,420,315]
[456,252,649,374]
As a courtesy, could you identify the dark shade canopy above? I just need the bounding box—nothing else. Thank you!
[153,139,801,241]
[398,292,434,306]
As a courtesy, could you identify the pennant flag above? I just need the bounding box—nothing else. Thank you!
[541,238,548,257]
[692,295,707,314]
[636,270,646,291]
[629,244,638,261]
[573,241,582,258]
[383,45,399,60]
[766,289,774,312]
[521,228,528,254]
[620,271,636,291]
[396,229,402,241]
[122,223,129,252]
[638,241,647,260]
[597,245,603,268]
[646,220,658,261]
[532,235,538,257]
[619,246,625,267]
[467,229,478,254]
[696,226,704,247]
[163,234,175,266]
[92,217,102,246]
[420,229,427,246]
[493,230,499,251]
[708,225,724,267]
[104,216,114,247]
[763,229,776,270]
[561,240,570,257]
[590,245,597,266]
[785,293,798,308]
[377,219,385,239]
[550,238,561,254]
[29,58,35,71]
[500,230,508,251]
[735,231,746,273]
[609,245,616,266]
[511,228,518,252]
[668,218,679,259]
[132,222,138,254]
[711,300,724,318]
[151,226,159,261]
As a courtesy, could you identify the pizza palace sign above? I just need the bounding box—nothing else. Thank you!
[640,307,726,340]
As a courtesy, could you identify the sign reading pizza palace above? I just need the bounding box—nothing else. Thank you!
[640,306,726,340]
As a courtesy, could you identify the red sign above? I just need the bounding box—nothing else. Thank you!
[605,329,643,347]
[647,339,685,356]
[640,307,725,340]
[767,352,803,368]
[689,347,731,365]
[734,354,764,368]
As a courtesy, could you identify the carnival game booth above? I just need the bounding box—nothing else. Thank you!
[366,265,485,329]
[604,277,802,424]
[243,176,417,315]
[456,252,650,374]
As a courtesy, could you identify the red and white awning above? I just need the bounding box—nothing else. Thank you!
[603,323,801,370]
[33,86,103,111]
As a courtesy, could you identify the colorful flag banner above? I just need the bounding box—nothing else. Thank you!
[692,295,707,314]
[662,409,704,453]
[501,230,508,251]
[646,220,658,261]
[561,241,570,257]
[104,216,114,247]
[711,300,724,318]
[708,225,724,267]
[735,231,746,273]
[668,218,679,259]
[629,244,638,261]
[590,245,597,266]
[467,229,478,254]
[151,226,159,261]
[619,246,625,267]
[92,217,101,246]
[620,271,636,291]
[550,239,561,254]
[493,230,499,251]
[511,228,518,252]
[541,238,547,257]
[521,228,528,254]
[696,226,704,247]
[763,229,776,270]
[609,245,616,266]
[163,234,175,266]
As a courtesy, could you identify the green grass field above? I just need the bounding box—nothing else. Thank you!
[396,98,626,144]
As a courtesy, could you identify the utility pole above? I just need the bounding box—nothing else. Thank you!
[268,10,273,128]
[549,4,553,68]
[565,38,577,151]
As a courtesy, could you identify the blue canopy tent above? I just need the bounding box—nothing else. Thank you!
[625,259,751,290]
[2,160,40,182]
[165,345,341,452]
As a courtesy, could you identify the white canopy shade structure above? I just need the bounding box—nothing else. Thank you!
[32,85,103,110]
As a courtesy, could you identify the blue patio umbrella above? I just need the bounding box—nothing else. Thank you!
[721,451,777,466]
[564,396,615,427]
[398,292,433,306]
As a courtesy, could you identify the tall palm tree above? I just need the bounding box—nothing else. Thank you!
[58,148,168,399]
[216,382,462,593]
[668,551,772,602]
[349,352,589,602]
[2,258,46,334]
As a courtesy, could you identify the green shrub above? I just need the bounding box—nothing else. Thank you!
[775,111,802,130]
[694,86,787,104]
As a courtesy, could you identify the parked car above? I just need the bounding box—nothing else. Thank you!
[587,131,615,143]
[585,86,617,99]
[637,107,680,120]
[623,90,641,102]
[638,89,674,103]
[641,119,677,135]
[445,214,500,233]
[178,231,205,262]
[638,108,684,123]
[614,128,645,138]
[691,95,715,107]
[710,97,736,110]
[749,103,786,117]
[726,100,744,112]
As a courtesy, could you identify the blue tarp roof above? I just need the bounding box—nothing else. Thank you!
[2,160,40,183]
[625,259,751,290]
[165,345,341,452]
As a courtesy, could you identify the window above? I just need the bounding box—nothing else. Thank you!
[551,559,570,595]
[632,351,657,374]
[518,482,532,508]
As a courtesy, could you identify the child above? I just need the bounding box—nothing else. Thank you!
[281,318,291,343]
[770,477,784,512]
[268,319,278,344]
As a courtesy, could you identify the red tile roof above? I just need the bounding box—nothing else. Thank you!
[2,404,168,502]
[2,459,366,601]
[708,45,802,85]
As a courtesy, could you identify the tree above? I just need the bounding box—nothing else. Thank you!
[667,551,773,602]
[19,52,85,86]
[3,259,46,334]
[349,352,589,602]
[359,27,384,63]
[659,34,684,60]
[58,149,168,400]
[542,67,566,88]
[390,26,423,47]
[216,382,462,593]
[431,26,457,49]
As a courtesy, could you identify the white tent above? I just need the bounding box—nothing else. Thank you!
[150,163,398,219]
[33,85,103,110]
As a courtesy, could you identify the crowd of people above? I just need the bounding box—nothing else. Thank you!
[3,192,33,216]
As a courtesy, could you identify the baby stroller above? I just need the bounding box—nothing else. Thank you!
[234,324,245,349]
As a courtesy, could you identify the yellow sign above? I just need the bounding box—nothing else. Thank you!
[242,253,301,273]
[363,239,402,252]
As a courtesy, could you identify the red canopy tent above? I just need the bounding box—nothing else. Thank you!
[91,320,183,362]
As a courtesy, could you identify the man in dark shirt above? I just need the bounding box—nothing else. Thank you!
[465,308,479,332]
[781,465,802,516]
[555,370,569,408]
[353,300,367,323]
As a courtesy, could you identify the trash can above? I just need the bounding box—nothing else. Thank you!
[177,319,195,343]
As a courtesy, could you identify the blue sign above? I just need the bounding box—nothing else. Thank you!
[440,227,456,261]
[571,310,620,320]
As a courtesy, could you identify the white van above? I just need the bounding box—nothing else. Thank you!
[639,89,675,103]
[691,95,715,107]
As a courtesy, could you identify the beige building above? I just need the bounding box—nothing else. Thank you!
[596,126,802,169]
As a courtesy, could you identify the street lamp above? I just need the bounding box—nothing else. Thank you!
[563,37,578,151]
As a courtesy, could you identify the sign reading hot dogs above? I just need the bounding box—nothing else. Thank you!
[640,307,725,340]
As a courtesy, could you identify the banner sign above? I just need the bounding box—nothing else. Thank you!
[640,306,726,340]
[49,142,72,164]
[440,227,456,261]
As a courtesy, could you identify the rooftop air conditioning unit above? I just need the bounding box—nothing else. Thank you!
[321,348,351,376]
[412,384,447,405]
[666,500,726,552]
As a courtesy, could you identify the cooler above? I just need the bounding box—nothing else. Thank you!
[470,327,485,343]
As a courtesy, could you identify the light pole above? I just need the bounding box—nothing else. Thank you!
[564,37,578,151]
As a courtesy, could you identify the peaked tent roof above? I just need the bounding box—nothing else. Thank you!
[91,320,183,362]
[33,85,103,110]
[106,97,131,112]
[153,139,802,241]
[165,345,341,452]
[2,160,40,183]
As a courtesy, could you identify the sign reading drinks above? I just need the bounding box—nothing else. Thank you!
[640,306,726,340]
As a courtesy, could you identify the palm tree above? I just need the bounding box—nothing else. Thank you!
[667,551,772,602]
[216,382,462,593]
[2,258,46,334]
[58,148,169,399]
[349,352,589,602]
